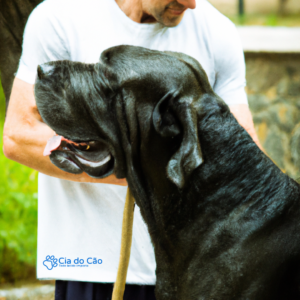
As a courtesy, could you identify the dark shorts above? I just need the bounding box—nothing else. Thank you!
[55,280,157,300]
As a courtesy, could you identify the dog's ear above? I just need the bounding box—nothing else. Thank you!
[153,91,203,189]
[37,64,54,79]
[153,91,181,137]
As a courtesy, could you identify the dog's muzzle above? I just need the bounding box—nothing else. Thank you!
[44,135,114,178]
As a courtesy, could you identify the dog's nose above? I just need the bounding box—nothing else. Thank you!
[176,0,196,9]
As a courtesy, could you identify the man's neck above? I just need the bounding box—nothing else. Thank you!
[115,0,157,23]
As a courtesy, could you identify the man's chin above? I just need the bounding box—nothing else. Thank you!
[159,12,185,27]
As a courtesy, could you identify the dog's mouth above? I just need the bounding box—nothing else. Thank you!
[44,136,115,178]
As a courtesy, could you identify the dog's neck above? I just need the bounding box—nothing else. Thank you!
[127,99,299,260]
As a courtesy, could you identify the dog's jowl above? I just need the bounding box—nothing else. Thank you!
[35,45,300,300]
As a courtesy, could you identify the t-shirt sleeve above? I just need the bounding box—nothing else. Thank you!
[212,20,248,106]
[16,2,70,84]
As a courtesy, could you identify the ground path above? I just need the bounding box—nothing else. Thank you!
[0,283,54,300]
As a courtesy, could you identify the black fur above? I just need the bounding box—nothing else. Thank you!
[35,45,300,300]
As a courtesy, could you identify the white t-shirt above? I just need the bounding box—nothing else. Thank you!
[16,0,248,284]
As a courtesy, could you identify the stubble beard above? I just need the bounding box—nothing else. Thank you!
[148,1,186,27]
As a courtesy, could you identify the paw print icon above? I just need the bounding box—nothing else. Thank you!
[43,255,58,270]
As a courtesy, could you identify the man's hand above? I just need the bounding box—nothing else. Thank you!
[3,78,127,186]
[229,104,264,151]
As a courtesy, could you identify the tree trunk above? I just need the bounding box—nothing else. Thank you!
[238,0,244,16]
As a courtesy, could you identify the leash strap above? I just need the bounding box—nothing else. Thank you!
[112,188,135,300]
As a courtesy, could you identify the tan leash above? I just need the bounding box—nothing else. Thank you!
[112,188,135,300]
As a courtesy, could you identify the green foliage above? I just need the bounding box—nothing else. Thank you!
[236,14,246,25]
[0,83,38,283]
[266,14,278,27]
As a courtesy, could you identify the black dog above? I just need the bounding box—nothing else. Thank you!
[35,45,300,300]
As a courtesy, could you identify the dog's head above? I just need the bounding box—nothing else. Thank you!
[35,45,216,189]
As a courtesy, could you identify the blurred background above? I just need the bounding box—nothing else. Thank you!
[211,0,300,25]
[0,0,300,299]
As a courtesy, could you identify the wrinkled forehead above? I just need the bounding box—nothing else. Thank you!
[100,45,194,92]
[101,46,182,74]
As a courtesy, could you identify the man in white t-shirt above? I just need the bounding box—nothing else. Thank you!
[3,0,262,299]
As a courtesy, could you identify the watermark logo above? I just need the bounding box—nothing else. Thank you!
[43,255,58,270]
[43,255,102,269]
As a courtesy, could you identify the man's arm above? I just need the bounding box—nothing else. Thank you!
[3,78,127,186]
[229,103,263,151]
